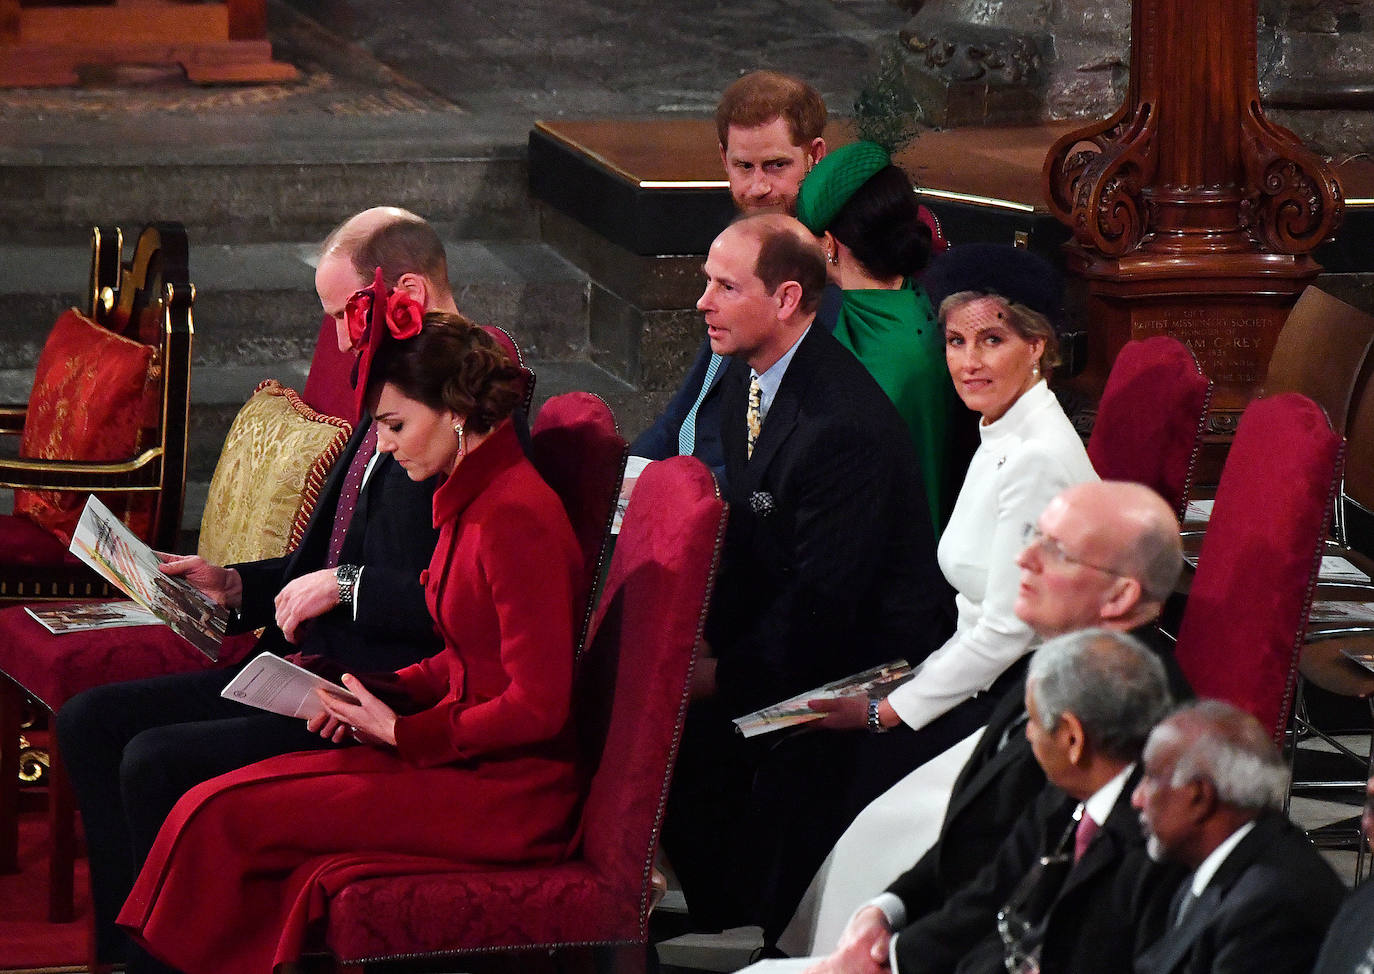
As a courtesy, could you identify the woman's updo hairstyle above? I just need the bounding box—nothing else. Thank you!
[366,311,523,434]
[827,165,931,280]
[795,140,931,281]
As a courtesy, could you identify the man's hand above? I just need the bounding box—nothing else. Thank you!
[802,906,892,974]
[274,569,341,644]
[306,674,398,746]
[158,553,241,608]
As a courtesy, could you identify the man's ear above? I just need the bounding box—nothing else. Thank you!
[1099,576,1144,624]
[394,271,429,310]
[1061,711,1087,765]
[774,280,804,319]
[809,137,827,166]
[719,143,730,174]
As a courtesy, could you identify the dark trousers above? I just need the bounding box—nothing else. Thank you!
[56,665,340,971]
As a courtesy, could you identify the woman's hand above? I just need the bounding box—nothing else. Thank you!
[307,674,398,747]
[807,695,901,731]
[274,569,340,643]
[158,553,241,608]
[807,693,870,730]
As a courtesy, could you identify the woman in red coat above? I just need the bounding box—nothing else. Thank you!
[118,312,587,974]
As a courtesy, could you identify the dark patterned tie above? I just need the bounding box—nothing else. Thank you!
[325,423,379,568]
[746,375,763,460]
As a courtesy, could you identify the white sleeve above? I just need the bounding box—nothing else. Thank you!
[887,444,1084,731]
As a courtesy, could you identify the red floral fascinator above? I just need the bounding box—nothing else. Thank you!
[344,266,425,418]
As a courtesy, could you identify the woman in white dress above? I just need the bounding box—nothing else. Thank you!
[763,244,1099,950]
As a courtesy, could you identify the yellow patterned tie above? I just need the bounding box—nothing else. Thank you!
[746,374,763,460]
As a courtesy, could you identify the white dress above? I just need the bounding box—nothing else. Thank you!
[779,380,1097,954]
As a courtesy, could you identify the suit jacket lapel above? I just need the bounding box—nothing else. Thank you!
[1056,768,1142,901]
[742,327,817,477]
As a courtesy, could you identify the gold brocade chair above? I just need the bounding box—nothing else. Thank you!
[0,223,194,604]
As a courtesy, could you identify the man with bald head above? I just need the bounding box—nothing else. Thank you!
[662,213,951,933]
[813,480,1188,971]
[1133,700,1343,974]
[58,206,460,970]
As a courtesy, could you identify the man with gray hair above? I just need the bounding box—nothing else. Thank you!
[1133,700,1343,974]
[854,629,1185,974]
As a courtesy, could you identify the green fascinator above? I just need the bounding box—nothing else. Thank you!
[795,140,891,234]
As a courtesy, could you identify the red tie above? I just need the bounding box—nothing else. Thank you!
[1073,812,1100,863]
[325,424,378,568]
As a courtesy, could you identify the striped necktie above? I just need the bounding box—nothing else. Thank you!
[678,353,723,456]
[746,374,763,460]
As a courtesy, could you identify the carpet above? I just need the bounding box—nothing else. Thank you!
[0,804,88,973]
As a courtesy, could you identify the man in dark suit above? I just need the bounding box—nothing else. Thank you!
[814,628,1184,974]
[630,70,830,476]
[57,206,468,968]
[1313,774,1374,973]
[809,479,1186,960]
[1133,700,1344,974]
[661,213,951,932]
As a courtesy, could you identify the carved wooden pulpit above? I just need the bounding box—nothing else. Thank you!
[1043,0,1343,435]
[0,0,298,86]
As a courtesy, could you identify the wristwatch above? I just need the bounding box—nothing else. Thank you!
[867,695,890,734]
[335,564,361,609]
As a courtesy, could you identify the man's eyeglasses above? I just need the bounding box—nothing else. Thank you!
[1020,523,1123,578]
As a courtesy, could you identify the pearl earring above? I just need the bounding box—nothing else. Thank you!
[1031,362,1041,379]
[453,420,466,456]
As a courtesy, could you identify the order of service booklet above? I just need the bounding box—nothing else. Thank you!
[732,659,913,738]
[221,652,360,720]
[69,495,229,660]
[24,600,161,634]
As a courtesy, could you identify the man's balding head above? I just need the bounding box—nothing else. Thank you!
[315,206,458,353]
[697,214,826,374]
[1015,480,1182,638]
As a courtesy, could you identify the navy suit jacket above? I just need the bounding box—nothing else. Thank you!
[629,283,844,482]
[231,417,443,672]
[1135,811,1344,974]
[706,322,952,716]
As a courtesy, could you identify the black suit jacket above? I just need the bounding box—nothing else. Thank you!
[231,417,443,672]
[706,324,953,715]
[1135,811,1344,974]
[894,767,1186,974]
[886,623,1190,923]
[1312,866,1374,974]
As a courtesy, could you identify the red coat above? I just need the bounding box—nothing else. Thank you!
[119,421,586,973]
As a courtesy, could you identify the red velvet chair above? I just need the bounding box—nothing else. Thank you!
[1087,336,1212,519]
[1173,393,1343,744]
[530,392,628,647]
[0,224,193,604]
[319,456,726,973]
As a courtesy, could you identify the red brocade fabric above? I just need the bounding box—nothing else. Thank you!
[1087,336,1211,518]
[1174,393,1342,742]
[13,309,157,545]
[324,457,725,964]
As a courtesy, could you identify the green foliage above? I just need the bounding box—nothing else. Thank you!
[852,41,925,153]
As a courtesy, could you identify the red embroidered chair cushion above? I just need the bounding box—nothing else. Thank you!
[1174,393,1343,742]
[13,309,156,545]
[323,457,725,963]
[1087,336,1211,518]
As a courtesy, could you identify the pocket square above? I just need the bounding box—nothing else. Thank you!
[749,491,775,516]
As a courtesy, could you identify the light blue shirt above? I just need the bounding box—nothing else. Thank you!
[750,326,811,424]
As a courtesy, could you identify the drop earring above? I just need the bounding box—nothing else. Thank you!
[453,420,466,456]
[1031,362,1041,379]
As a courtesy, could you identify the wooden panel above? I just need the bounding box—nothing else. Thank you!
[21,4,229,43]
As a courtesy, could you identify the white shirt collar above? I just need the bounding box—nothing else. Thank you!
[750,325,811,421]
[1082,762,1136,827]
[1190,819,1257,896]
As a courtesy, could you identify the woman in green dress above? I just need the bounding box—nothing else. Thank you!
[797,140,952,532]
